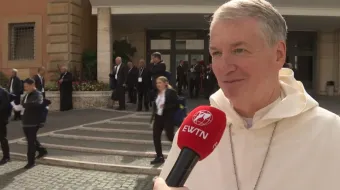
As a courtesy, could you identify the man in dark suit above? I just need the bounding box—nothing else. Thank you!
[58,66,73,111]
[33,67,46,98]
[112,57,128,110]
[150,52,166,103]
[0,86,10,165]
[127,61,138,104]
[203,63,217,99]
[150,52,166,89]
[189,59,202,98]
[19,78,47,169]
[176,60,185,95]
[8,69,23,120]
[136,59,152,111]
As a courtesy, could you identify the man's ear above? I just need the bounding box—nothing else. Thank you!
[276,41,286,68]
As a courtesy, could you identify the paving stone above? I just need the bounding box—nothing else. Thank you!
[0,161,155,190]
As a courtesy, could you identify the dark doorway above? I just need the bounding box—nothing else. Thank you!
[146,30,209,85]
[286,31,317,93]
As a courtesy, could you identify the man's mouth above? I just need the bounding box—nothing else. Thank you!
[223,79,244,83]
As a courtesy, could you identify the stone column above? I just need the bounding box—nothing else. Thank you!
[97,7,112,83]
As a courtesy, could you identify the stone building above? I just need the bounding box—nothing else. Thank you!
[1,0,340,96]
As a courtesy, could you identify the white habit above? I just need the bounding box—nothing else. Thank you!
[160,68,340,190]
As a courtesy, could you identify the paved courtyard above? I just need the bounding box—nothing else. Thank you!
[2,95,340,189]
[0,161,154,190]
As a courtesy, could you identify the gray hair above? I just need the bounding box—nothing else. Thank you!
[210,0,287,46]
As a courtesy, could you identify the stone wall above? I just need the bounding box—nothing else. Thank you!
[46,91,111,111]
[47,0,93,78]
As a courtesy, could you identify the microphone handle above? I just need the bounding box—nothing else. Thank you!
[165,147,200,187]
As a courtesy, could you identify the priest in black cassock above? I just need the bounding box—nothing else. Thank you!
[58,66,73,111]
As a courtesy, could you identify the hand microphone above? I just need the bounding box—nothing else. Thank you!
[165,105,227,187]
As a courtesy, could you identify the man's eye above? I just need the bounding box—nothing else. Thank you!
[211,51,222,56]
[232,48,246,54]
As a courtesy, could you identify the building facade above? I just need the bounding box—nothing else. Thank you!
[1,0,340,96]
[0,0,96,81]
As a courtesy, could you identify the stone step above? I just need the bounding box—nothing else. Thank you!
[131,115,152,119]
[34,136,171,154]
[112,117,151,123]
[48,133,172,146]
[107,120,150,126]
[79,126,154,135]
[135,111,153,115]
[9,143,162,175]
[17,139,168,158]
[84,123,151,131]
[54,128,173,141]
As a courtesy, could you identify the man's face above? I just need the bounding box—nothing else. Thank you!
[138,60,145,68]
[24,83,34,92]
[39,69,45,75]
[115,58,121,65]
[61,67,66,73]
[151,56,159,64]
[209,18,285,105]
[11,71,16,77]
[128,62,133,68]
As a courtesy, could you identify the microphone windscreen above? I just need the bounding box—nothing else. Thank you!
[177,106,227,160]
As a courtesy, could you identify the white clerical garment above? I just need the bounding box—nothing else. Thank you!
[160,68,340,190]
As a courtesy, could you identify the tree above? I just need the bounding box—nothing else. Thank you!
[112,39,137,64]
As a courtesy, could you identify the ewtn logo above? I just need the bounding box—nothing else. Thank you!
[192,110,213,126]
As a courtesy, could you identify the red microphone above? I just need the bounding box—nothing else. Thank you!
[165,105,227,187]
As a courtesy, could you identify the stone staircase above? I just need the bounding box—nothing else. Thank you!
[9,112,172,175]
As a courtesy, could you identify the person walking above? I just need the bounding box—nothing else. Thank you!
[150,76,178,165]
[20,78,48,169]
[0,86,10,165]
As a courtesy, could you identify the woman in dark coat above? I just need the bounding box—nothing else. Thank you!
[150,76,178,165]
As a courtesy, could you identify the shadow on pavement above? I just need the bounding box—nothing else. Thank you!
[0,168,26,189]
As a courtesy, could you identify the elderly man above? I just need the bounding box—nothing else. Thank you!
[126,61,138,104]
[58,66,73,111]
[136,59,152,111]
[154,0,340,190]
[111,57,128,110]
[8,68,23,120]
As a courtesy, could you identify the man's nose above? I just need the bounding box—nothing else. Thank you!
[220,53,237,73]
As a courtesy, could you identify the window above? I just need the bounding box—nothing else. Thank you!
[150,40,171,50]
[175,40,204,50]
[9,22,35,60]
